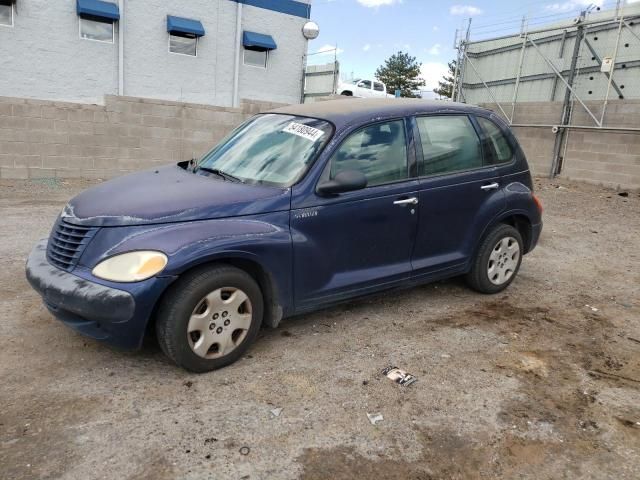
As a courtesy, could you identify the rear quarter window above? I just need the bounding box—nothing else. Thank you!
[477,117,514,165]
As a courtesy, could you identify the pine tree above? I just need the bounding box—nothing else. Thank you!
[375,51,425,98]
[433,60,457,99]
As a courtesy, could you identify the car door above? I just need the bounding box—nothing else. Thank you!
[373,81,386,98]
[410,114,506,280]
[291,118,419,309]
[356,80,373,98]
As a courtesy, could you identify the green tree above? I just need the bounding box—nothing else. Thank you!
[433,60,457,99]
[375,51,425,98]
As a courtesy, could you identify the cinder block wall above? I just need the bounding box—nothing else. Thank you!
[0,95,282,180]
[483,100,640,190]
[2,95,639,189]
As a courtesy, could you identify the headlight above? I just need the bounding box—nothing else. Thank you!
[92,251,168,282]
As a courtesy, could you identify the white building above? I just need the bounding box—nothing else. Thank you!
[0,0,313,106]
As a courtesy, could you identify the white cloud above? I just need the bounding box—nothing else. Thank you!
[432,26,439,32]
[427,43,441,55]
[363,44,371,52]
[450,5,483,15]
[543,0,603,12]
[313,44,344,56]
[357,0,402,7]
[420,62,449,91]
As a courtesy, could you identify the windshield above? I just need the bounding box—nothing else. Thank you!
[196,114,333,187]
[351,78,361,85]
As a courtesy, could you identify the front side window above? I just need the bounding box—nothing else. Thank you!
[374,82,384,92]
[197,114,332,187]
[80,17,114,43]
[416,115,482,176]
[329,120,408,187]
[0,2,13,27]
[244,49,267,68]
[477,117,513,165]
[170,34,197,56]
[358,80,372,89]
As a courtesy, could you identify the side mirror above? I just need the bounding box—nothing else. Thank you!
[317,170,367,196]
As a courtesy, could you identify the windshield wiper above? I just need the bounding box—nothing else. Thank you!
[196,167,243,183]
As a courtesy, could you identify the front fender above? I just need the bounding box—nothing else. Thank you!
[79,212,293,316]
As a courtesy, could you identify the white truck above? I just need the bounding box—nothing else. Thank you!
[336,78,395,98]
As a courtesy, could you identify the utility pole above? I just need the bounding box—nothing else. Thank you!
[550,10,586,177]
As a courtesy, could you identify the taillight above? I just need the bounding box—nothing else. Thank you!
[532,194,543,214]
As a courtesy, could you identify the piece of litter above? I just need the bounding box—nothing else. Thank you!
[270,407,283,418]
[382,366,417,386]
[367,412,384,425]
[440,353,451,359]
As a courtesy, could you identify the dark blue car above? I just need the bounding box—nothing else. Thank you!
[26,99,542,372]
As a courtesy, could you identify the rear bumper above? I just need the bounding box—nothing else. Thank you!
[25,239,172,350]
[528,222,543,253]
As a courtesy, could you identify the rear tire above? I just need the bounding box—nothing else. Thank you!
[466,224,523,294]
[156,264,263,373]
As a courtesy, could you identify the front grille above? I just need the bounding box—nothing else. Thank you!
[46,219,98,272]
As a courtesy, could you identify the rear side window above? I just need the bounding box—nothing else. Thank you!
[416,115,482,176]
[477,117,513,165]
[374,82,384,92]
[329,120,408,187]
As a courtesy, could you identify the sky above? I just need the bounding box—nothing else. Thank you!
[306,0,638,97]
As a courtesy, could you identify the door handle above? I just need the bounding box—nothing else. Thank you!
[481,182,499,191]
[393,197,419,206]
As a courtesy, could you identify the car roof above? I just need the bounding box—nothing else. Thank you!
[269,98,490,130]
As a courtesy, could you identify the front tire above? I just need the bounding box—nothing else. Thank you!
[156,264,263,373]
[466,224,523,294]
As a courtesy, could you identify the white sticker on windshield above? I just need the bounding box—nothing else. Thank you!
[283,122,325,142]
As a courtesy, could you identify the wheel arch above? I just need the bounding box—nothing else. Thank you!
[499,214,533,254]
[151,254,284,334]
[491,211,534,254]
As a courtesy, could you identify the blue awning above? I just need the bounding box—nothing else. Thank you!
[167,16,205,37]
[76,0,120,21]
[243,31,277,51]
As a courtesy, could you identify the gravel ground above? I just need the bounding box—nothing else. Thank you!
[0,177,639,480]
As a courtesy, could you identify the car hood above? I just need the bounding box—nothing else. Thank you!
[62,165,291,227]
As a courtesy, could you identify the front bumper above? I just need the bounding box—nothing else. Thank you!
[25,239,172,350]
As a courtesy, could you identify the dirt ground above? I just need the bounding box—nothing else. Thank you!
[0,176,639,480]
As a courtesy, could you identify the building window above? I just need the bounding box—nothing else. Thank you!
[169,34,197,56]
[244,49,268,68]
[79,17,114,43]
[0,2,13,27]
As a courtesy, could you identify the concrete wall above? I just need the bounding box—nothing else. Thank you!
[2,94,637,190]
[0,95,283,180]
[0,0,311,107]
[486,99,640,190]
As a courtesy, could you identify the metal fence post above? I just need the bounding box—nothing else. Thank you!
[550,13,586,177]
[457,19,472,102]
[599,15,624,126]
[510,17,528,124]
